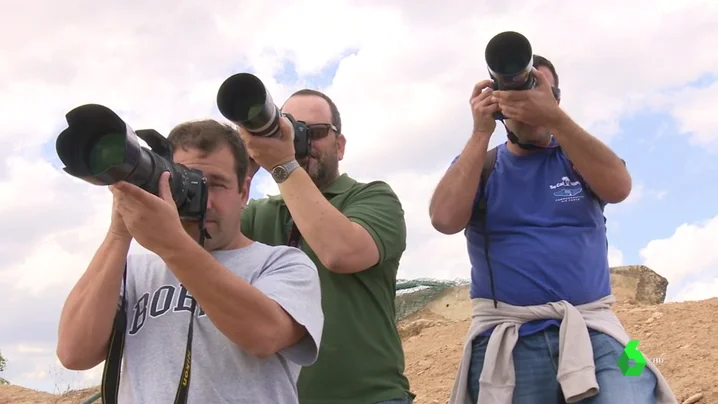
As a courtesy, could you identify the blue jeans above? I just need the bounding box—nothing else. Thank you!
[468,327,657,403]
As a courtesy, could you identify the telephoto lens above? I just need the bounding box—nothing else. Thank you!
[55,104,208,220]
[216,73,282,138]
[485,31,535,91]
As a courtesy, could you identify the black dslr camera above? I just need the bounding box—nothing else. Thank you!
[216,73,310,158]
[55,104,209,222]
[485,31,560,121]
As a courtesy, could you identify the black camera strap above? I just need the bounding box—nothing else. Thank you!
[287,220,302,248]
[102,286,197,404]
[497,118,542,151]
[102,228,207,404]
[475,146,500,309]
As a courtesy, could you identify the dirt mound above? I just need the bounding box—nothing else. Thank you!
[0,385,99,404]
[401,287,718,404]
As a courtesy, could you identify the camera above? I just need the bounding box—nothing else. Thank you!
[55,104,209,221]
[216,73,310,158]
[485,31,535,120]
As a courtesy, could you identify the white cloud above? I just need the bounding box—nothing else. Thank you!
[2,0,718,393]
[670,277,718,302]
[640,215,718,287]
[670,80,718,150]
[608,246,625,268]
[252,171,280,198]
[603,182,669,217]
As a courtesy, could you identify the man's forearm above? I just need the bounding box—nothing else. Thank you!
[57,233,130,370]
[157,235,295,357]
[429,133,491,234]
[550,112,632,203]
[276,167,369,270]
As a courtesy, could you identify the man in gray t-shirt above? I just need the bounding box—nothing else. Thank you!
[56,119,323,404]
[118,243,322,403]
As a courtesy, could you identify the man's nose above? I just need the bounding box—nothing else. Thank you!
[205,194,215,212]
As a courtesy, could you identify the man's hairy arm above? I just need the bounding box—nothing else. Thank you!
[550,112,632,203]
[156,235,307,358]
[276,168,381,274]
[56,233,130,370]
[429,133,491,234]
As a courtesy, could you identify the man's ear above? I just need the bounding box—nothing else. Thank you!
[240,175,251,205]
[336,134,347,161]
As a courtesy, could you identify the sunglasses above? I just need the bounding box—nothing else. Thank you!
[302,123,339,140]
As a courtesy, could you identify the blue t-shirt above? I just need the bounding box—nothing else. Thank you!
[461,141,611,336]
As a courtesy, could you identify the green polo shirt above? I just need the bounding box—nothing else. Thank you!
[240,173,412,404]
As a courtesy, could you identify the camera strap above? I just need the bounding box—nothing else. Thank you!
[101,270,198,404]
[497,118,543,151]
[102,225,209,404]
[287,220,302,248]
[474,146,500,308]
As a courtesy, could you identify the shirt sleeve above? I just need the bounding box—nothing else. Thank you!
[251,246,324,366]
[560,148,628,207]
[341,181,407,263]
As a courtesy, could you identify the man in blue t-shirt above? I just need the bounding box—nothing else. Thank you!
[429,56,657,403]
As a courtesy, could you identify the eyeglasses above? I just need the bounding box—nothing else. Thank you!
[303,123,339,140]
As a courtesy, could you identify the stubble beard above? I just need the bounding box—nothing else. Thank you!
[307,155,339,190]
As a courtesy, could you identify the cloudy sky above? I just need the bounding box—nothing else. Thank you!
[2,0,717,394]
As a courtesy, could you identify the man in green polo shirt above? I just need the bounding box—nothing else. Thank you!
[237,88,414,404]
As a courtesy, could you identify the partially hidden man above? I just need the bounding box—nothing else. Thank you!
[238,89,415,404]
[429,55,678,403]
[57,120,324,403]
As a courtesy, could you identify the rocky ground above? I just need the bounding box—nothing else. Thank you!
[2,284,717,404]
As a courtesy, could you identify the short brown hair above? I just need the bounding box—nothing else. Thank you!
[287,89,342,133]
[533,54,559,87]
[167,120,249,187]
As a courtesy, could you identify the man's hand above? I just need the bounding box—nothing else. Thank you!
[492,68,564,128]
[239,117,296,172]
[108,190,132,241]
[470,80,499,135]
[110,172,186,254]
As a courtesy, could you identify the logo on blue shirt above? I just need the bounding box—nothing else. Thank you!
[549,176,585,202]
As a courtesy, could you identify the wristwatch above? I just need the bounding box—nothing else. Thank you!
[271,160,300,183]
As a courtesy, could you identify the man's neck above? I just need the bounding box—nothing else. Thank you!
[316,172,341,192]
[232,233,255,249]
[506,141,537,156]
[505,136,552,156]
[205,232,254,252]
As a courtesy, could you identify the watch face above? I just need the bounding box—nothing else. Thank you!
[272,166,288,182]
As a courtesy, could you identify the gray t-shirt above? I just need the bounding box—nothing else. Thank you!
[116,242,323,404]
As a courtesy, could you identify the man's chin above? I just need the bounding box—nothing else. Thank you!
[517,128,550,144]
